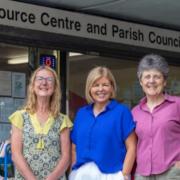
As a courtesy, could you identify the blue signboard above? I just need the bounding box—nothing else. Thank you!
[39,54,56,69]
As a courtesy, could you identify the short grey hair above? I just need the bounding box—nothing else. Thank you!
[137,54,169,80]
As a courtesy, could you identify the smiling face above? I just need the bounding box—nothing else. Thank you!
[90,76,113,105]
[140,69,166,98]
[33,69,55,98]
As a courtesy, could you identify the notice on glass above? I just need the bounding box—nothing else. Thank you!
[12,72,26,98]
[0,97,14,123]
[0,71,11,96]
[0,123,11,141]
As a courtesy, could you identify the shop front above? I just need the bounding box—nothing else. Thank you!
[0,0,180,141]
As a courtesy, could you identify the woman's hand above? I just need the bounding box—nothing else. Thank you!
[44,173,58,180]
[175,161,180,168]
[122,174,130,180]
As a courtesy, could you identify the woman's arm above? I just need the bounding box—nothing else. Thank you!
[45,128,71,180]
[11,125,37,180]
[122,131,137,179]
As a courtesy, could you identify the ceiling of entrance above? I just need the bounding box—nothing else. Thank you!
[18,0,180,30]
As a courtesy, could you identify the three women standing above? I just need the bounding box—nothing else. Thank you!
[9,54,180,180]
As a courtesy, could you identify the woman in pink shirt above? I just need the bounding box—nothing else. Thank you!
[132,54,180,180]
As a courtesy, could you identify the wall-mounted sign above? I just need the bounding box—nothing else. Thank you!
[0,0,180,53]
[39,54,56,69]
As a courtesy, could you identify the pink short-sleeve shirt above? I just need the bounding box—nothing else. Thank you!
[132,94,180,176]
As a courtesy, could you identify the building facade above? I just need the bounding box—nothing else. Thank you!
[0,0,180,141]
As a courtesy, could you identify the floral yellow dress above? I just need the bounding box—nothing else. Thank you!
[9,110,72,180]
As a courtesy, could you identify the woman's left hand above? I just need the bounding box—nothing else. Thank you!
[45,173,58,180]
[175,161,180,168]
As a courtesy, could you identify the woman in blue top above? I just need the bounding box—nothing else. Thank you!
[69,66,137,180]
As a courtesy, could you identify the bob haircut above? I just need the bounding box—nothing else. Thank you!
[85,66,117,103]
[137,54,169,80]
[23,65,61,118]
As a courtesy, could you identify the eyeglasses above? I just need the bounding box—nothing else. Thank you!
[35,76,54,84]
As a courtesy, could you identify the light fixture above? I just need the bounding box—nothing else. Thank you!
[69,52,83,56]
[7,56,28,64]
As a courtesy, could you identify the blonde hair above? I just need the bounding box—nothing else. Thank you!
[23,66,61,118]
[85,66,117,103]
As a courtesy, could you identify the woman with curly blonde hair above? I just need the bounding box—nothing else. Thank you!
[9,65,72,180]
[25,66,61,117]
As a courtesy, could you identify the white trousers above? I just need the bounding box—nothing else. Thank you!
[69,162,127,180]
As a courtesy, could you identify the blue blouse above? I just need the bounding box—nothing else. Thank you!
[71,99,135,173]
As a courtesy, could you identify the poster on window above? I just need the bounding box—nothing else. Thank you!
[0,97,14,123]
[0,71,11,96]
[12,72,26,98]
[0,123,11,141]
